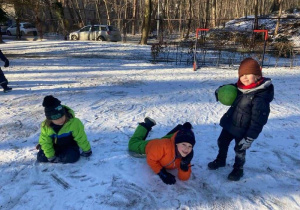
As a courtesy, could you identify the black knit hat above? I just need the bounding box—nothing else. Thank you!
[175,122,196,147]
[42,95,65,120]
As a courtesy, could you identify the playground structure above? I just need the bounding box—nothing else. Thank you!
[192,28,268,70]
[150,28,299,69]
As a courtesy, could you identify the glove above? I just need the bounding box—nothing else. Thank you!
[180,150,194,172]
[48,156,60,163]
[81,149,92,157]
[157,168,176,185]
[35,143,41,150]
[215,85,228,102]
[238,137,254,150]
[215,88,219,102]
[4,59,9,67]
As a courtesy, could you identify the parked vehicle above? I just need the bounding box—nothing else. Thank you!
[0,24,9,35]
[69,25,121,42]
[6,22,38,36]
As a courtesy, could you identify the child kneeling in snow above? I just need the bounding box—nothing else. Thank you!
[128,117,196,185]
[36,95,92,163]
[208,58,274,181]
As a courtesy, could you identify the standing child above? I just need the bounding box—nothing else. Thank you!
[0,50,12,93]
[37,95,92,163]
[128,117,196,185]
[208,57,274,181]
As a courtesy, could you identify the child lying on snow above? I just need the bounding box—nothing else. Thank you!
[36,95,92,163]
[128,117,196,185]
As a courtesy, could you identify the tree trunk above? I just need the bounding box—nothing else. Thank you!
[132,0,137,35]
[184,0,192,39]
[71,0,84,27]
[270,0,280,13]
[274,0,283,35]
[140,0,151,45]
[254,0,259,30]
[95,0,101,23]
[65,0,75,29]
[103,0,111,25]
[212,0,216,27]
[205,0,210,28]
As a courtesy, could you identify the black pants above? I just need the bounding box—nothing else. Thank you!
[216,129,246,169]
[37,146,80,163]
[0,68,9,90]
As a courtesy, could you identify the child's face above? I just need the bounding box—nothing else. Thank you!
[239,74,259,86]
[176,142,193,157]
[51,115,66,125]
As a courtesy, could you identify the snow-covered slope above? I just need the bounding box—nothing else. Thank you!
[0,40,299,210]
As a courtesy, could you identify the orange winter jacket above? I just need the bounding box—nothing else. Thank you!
[145,131,191,181]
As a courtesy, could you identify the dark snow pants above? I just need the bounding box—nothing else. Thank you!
[0,68,8,89]
[216,129,246,169]
[37,146,80,163]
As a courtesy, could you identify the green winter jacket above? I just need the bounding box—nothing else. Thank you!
[38,106,91,159]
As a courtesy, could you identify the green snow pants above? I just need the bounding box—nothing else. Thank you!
[128,125,149,154]
[128,124,177,154]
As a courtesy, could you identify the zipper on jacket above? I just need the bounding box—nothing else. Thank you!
[163,157,176,168]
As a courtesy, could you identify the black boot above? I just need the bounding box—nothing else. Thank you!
[228,168,244,181]
[139,117,156,130]
[1,83,12,93]
[3,87,12,93]
[208,159,226,170]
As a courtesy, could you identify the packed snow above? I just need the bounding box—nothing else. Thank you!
[0,40,299,210]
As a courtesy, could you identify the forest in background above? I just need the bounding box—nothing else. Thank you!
[0,0,299,44]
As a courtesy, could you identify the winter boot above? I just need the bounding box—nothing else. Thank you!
[228,168,244,181]
[139,117,156,130]
[3,87,12,93]
[144,117,156,128]
[208,159,226,170]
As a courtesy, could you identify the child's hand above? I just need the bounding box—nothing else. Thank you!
[180,149,194,171]
[157,168,176,185]
[180,161,189,171]
[238,137,254,150]
[215,88,219,101]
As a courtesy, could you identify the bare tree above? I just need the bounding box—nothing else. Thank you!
[205,0,210,28]
[140,0,151,44]
[131,0,138,35]
[103,0,111,25]
[184,0,192,39]
[270,0,281,13]
[211,0,217,27]
[274,0,283,35]
[254,0,259,29]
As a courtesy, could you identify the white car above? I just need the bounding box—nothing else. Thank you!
[6,22,38,36]
[69,25,121,42]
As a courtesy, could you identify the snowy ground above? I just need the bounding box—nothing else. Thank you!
[0,40,299,210]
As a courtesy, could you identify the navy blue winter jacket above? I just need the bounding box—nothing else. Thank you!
[220,78,274,139]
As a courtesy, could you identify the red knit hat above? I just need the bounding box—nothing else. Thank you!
[238,58,262,78]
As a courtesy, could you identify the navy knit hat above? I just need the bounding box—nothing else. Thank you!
[175,122,196,147]
[42,95,65,120]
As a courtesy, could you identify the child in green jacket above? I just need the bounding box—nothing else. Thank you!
[37,95,92,163]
